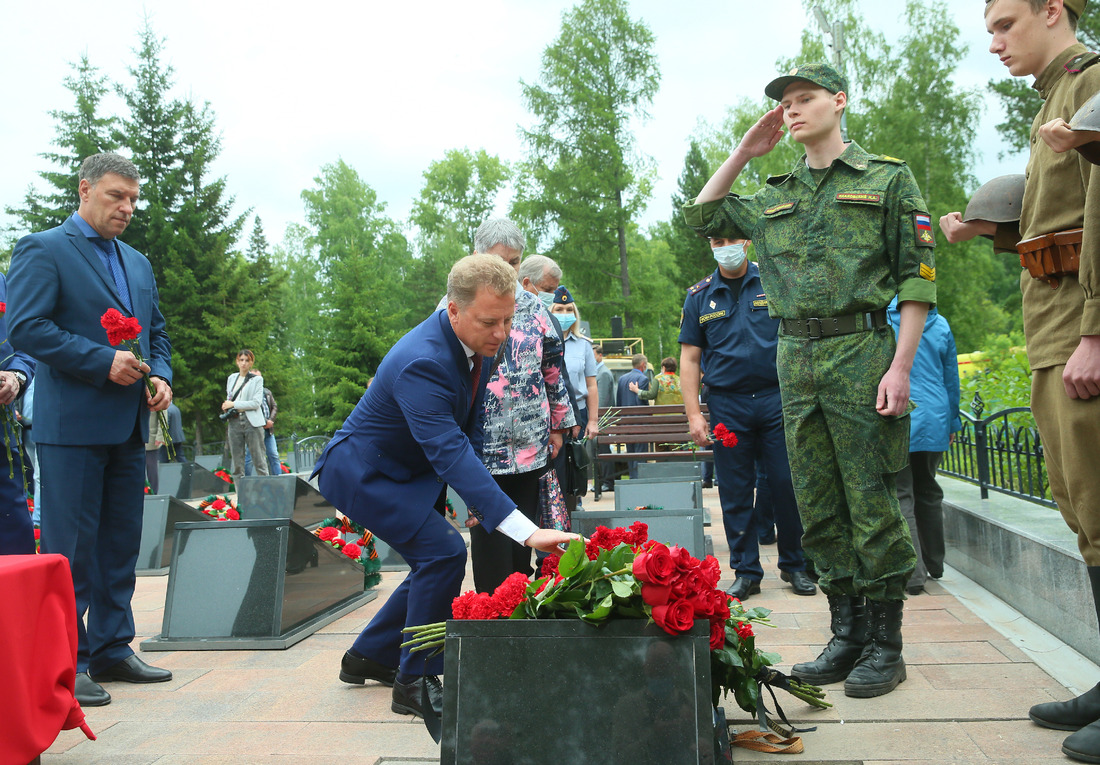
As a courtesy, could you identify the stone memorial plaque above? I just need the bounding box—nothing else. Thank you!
[573,507,707,559]
[142,518,376,650]
[137,495,210,575]
[193,455,222,471]
[615,479,703,513]
[235,474,334,529]
[158,462,233,500]
[441,620,713,765]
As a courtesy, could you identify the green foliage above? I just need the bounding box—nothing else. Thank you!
[958,331,1032,414]
[407,148,510,318]
[663,140,719,283]
[302,160,413,432]
[512,0,660,332]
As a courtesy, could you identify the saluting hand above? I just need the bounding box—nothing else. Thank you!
[736,104,786,159]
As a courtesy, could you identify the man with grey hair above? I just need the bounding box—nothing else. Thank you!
[9,152,174,707]
[474,218,526,268]
[314,253,579,719]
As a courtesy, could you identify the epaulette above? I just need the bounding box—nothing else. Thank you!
[873,155,907,165]
[688,274,714,295]
[1066,51,1100,74]
[765,172,794,187]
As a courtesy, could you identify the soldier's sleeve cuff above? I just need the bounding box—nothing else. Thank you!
[682,198,727,233]
[1081,297,1100,336]
[992,222,1021,253]
[897,277,936,307]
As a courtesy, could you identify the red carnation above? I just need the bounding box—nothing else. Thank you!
[331,538,345,548]
[0,302,6,314]
[713,423,728,439]
[722,432,739,448]
[100,308,143,346]
[467,592,501,620]
[210,499,226,511]
[651,599,695,635]
[539,554,561,578]
[318,527,339,542]
[226,508,240,521]
[491,572,530,617]
[343,543,362,560]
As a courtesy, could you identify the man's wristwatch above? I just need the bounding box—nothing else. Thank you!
[10,371,26,392]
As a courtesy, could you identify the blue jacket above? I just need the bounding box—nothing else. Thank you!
[312,310,517,545]
[616,368,649,407]
[7,216,171,445]
[887,298,961,453]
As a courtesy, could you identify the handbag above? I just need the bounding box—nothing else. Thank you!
[563,440,591,497]
[538,469,570,532]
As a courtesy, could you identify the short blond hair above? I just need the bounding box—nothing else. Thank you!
[447,253,516,308]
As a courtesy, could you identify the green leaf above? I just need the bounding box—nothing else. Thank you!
[610,579,634,599]
[557,537,587,578]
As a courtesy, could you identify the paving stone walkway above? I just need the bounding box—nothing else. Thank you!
[42,485,1096,764]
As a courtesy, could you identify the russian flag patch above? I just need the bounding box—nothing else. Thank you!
[914,213,934,246]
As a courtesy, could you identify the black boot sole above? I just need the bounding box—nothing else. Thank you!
[844,664,907,698]
[790,667,852,685]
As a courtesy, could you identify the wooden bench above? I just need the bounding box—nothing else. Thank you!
[595,404,712,462]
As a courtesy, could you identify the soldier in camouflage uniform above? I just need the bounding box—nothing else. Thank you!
[940,1,1100,760]
[684,63,936,698]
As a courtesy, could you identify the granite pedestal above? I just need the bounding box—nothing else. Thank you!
[158,462,233,500]
[136,495,211,576]
[573,507,708,559]
[235,474,335,529]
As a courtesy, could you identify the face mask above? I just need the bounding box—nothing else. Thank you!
[556,313,576,331]
[712,243,747,271]
[538,291,555,309]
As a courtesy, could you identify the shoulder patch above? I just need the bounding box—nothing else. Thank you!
[1065,51,1100,74]
[875,155,906,165]
[688,275,714,295]
[920,263,936,282]
[914,212,935,247]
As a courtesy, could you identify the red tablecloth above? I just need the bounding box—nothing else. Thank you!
[0,555,95,765]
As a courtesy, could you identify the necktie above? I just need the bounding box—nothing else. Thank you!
[470,355,480,408]
[92,237,133,314]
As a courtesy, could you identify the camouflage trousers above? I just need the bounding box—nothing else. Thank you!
[777,328,916,601]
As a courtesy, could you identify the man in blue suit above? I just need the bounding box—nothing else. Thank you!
[0,273,36,554]
[616,354,650,478]
[313,253,578,719]
[8,153,174,707]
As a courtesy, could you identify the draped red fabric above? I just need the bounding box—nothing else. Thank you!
[0,555,95,764]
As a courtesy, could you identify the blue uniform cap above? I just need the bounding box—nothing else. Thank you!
[553,286,574,305]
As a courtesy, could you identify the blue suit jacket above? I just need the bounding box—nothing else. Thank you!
[7,215,172,446]
[313,310,516,545]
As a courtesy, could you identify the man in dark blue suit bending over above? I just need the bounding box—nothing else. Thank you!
[313,253,578,718]
[8,153,174,707]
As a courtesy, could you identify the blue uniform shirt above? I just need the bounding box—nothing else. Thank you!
[678,263,780,394]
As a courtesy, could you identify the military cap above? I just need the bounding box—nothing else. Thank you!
[984,0,1086,16]
[553,285,574,305]
[765,62,849,102]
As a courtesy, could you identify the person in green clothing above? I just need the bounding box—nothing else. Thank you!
[683,62,936,698]
[629,357,683,406]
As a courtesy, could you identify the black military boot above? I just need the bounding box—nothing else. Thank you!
[844,599,906,698]
[1031,567,1100,733]
[791,595,868,685]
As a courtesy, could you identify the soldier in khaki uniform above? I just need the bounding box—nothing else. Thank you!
[940,1,1100,760]
[684,63,935,698]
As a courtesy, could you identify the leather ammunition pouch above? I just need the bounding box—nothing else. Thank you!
[1017,228,1082,289]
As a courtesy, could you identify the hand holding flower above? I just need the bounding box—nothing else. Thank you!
[108,350,148,386]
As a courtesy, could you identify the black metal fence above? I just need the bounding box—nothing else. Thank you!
[939,394,1054,508]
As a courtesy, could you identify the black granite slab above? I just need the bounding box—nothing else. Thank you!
[158,462,233,500]
[137,495,211,575]
[235,474,335,529]
[574,507,707,559]
[441,619,715,764]
[141,518,375,650]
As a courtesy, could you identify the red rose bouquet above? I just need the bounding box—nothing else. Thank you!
[100,308,174,460]
[403,522,828,716]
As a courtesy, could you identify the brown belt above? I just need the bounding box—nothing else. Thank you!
[1017,228,1082,289]
[780,308,888,340]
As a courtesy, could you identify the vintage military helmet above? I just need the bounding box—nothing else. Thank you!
[1070,90,1100,165]
[963,174,1026,223]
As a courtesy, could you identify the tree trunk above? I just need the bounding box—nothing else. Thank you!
[616,188,631,330]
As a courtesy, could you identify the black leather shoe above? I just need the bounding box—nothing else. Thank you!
[726,577,761,601]
[75,672,111,706]
[702,481,714,489]
[392,675,443,718]
[1032,684,1100,731]
[907,583,925,596]
[90,655,172,684]
[780,570,817,596]
[340,650,397,686]
[1063,717,1100,763]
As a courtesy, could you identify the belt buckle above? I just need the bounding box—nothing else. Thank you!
[806,317,823,340]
